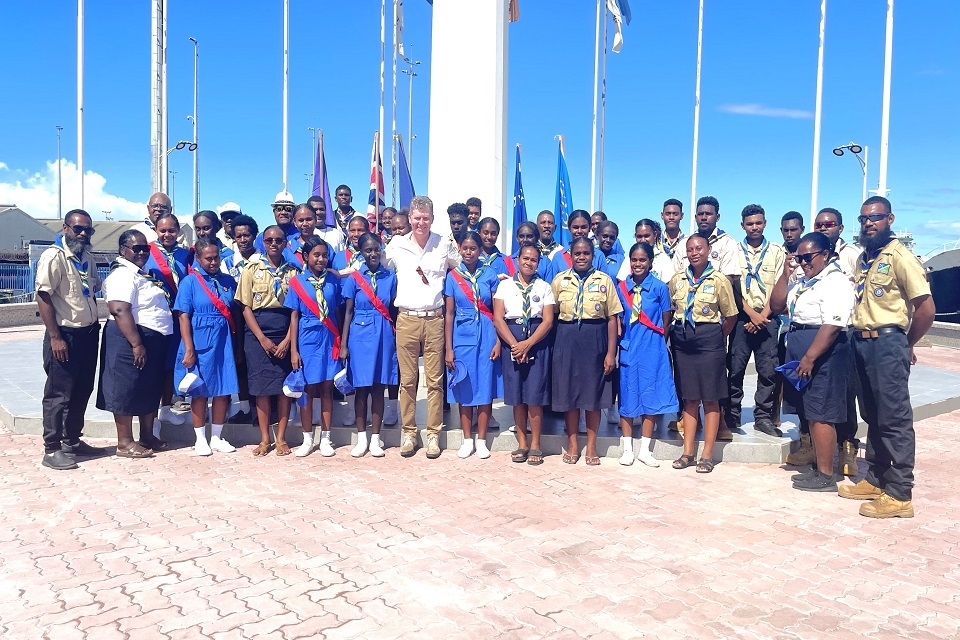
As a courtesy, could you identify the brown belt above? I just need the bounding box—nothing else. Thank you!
[854,326,904,340]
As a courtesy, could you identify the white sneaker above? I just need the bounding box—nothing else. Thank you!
[369,436,385,457]
[342,402,356,427]
[318,435,336,457]
[209,435,236,453]
[351,439,368,458]
[194,439,212,457]
[619,437,634,466]
[488,415,500,430]
[159,405,187,425]
[636,447,661,468]
[294,440,314,457]
[476,439,491,459]
[457,439,475,459]
[607,409,620,424]
[383,399,399,426]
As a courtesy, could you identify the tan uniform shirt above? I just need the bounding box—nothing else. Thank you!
[236,255,299,311]
[669,269,737,325]
[551,269,623,322]
[852,238,930,331]
[34,243,101,328]
[736,239,785,312]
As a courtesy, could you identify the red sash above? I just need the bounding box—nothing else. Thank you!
[350,271,394,328]
[562,251,572,268]
[504,256,517,277]
[195,273,236,334]
[288,276,342,359]
[149,243,178,295]
[618,280,665,336]
[450,270,494,322]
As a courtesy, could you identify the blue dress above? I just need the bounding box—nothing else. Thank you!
[173,272,240,398]
[551,249,573,276]
[444,265,503,406]
[488,251,556,283]
[595,251,624,280]
[283,235,337,272]
[616,274,678,417]
[190,239,235,273]
[283,272,344,385]
[331,246,365,273]
[341,265,399,387]
[145,241,190,370]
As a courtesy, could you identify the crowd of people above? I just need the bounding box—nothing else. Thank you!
[35,187,934,518]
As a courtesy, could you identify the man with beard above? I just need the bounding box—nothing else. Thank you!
[132,192,174,244]
[254,191,300,253]
[839,197,934,518]
[35,210,107,469]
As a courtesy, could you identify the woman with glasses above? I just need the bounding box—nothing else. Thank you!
[770,232,855,492]
[96,230,174,458]
[237,225,300,456]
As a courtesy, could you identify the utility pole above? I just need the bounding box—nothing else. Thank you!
[401,46,421,173]
[56,125,63,219]
[189,37,199,215]
[307,127,318,187]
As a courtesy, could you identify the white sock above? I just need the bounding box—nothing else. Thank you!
[211,423,224,438]
[640,436,652,454]
[321,430,331,441]
[194,427,205,444]
[370,433,382,447]
[153,417,162,439]
[355,431,368,447]
[302,431,314,447]
[239,400,250,413]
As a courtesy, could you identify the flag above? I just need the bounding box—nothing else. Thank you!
[394,0,405,57]
[509,0,520,22]
[607,0,632,53]
[554,136,573,248]
[367,131,385,228]
[511,144,527,254]
[311,131,335,228]
[397,136,415,209]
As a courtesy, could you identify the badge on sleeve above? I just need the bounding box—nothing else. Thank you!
[594,303,602,311]
[702,305,711,314]
[873,287,884,297]
[877,262,891,275]
[599,284,607,293]
[711,251,719,259]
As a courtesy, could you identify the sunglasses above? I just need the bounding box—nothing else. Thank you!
[796,250,826,264]
[125,244,150,254]
[814,221,838,229]
[273,205,295,213]
[263,237,286,245]
[416,266,429,285]
[858,213,889,224]
[68,224,96,236]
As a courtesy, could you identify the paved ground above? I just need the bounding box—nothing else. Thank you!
[0,407,958,639]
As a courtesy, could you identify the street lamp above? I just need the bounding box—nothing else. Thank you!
[832,142,868,203]
[307,127,318,187]
[166,140,197,154]
[189,37,199,217]
[401,46,421,173]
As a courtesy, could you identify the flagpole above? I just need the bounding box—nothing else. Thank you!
[391,0,398,207]
[77,0,84,207]
[689,0,704,235]
[810,0,827,227]
[380,0,386,203]
[877,0,893,197]
[590,0,601,213]
[282,0,289,192]
[598,1,608,212]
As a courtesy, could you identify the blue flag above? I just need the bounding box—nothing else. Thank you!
[511,144,527,255]
[554,136,573,248]
[311,131,335,228]
[397,137,415,210]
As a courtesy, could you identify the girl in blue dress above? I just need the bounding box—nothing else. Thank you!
[144,212,190,442]
[551,210,592,274]
[340,232,399,458]
[444,232,503,459]
[331,216,370,275]
[175,238,240,456]
[190,211,235,272]
[616,241,678,467]
[477,217,505,269]
[286,236,344,458]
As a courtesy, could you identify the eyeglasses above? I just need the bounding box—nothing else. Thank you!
[858,213,889,224]
[796,250,827,264]
[149,203,172,211]
[68,224,96,236]
[416,266,429,285]
[124,244,150,254]
[263,237,286,245]
[814,221,838,229]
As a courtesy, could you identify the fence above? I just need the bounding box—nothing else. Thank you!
[0,264,112,303]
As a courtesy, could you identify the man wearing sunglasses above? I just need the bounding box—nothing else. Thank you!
[254,191,301,254]
[384,195,461,459]
[35,209,106,470]
[132,192,174,244]
[840,196,935,519]
[814,208,860,277]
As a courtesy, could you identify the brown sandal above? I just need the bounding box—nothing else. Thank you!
[252,442,272,457]
[275,441,292,456]
[116,443,154,459]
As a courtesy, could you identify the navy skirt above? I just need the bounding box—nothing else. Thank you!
[670,323,727,402]
[96,320,168,415]
[784,326,849,424]
[551,320,612,413]
[501,319,551,407]
[244,308,293,396]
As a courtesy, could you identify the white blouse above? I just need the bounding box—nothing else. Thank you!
[493,276,556,319]
[103,257,174,335]
[786,265,854,328]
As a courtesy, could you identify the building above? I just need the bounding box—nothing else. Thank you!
[0,206,57,251]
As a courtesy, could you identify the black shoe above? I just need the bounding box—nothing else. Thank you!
[42,450,79,470]
[754,421,783,437]
[790,465,817,482]
[793,471,838,492]
[229,409,252,424]
[62,440,108,457]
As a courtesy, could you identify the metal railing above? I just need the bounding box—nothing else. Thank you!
[0,264,113,303]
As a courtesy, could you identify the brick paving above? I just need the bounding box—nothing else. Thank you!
[1,409,958,639]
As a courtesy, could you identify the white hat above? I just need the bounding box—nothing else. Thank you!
[218,202,242,216]
[271,191,295,207]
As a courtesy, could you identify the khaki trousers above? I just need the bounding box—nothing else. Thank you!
[395,314,445,436]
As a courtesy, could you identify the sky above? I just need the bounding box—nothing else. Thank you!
[1,1,958,255]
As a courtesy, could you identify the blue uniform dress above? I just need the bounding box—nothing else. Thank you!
[283,271,344,385]
[173,271,240,398]
[190,239,235,273]
[341,265,399,387]
[145,241,190,370]
[616,273,678,418]
[488,251,556,283]
[331,246,365,272]
[444,265,503,406]
[551,248,574,276]
[595,250,624,280]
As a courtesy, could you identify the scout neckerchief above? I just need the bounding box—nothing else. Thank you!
[149,241,181,296]
[307,270,331,319]
[661,231,685,259]
[538,238,559,257]
[262,257,294,301]
[740,238,770,294]
[54,236,91,297]
[617,276,665,336]
[682,263,716,326]
[706,229,726,245]
[514,273,538,337]
[571,267,596,326]
[791,263,841,320]
[482,248,502,268]
[195,272,236,333]
[350,266,394,328]
[287,274,341,359]
[855,245,884,304]
[451,264,494,321]
[143,218,155,230]
[344,245,365,270]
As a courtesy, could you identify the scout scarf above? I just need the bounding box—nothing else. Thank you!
[54,236,91,297]
[538,239,559,256]
[263,259,294,301]
[661,231,685,259]
[571,268,596,326]
[288,274,342,360]
[682,264,716,326]
[618,278,665,336]
[855,247,883,304]
[514,274,539,337]
[149,242,181,295]
[740,238,770,294]
[451,265,494,321]
[350,268,394,327]
[791,263,841,320]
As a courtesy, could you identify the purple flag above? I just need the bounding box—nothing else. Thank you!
[312,131,335,227]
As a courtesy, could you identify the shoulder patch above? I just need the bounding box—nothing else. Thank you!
[877,262,891,275]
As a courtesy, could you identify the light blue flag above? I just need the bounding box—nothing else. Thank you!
[511,144,527,255]
[397,137,415,209]
[554,137,573,248]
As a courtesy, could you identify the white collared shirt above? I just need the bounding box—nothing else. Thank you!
[384,231,460,310]
[317,226,346,254]
[493,276,556,319]
[786,266,854,327]
[616,251,675,284]
[834,239,860,280]
[102,257,174,335]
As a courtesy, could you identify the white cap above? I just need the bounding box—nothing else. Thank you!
[218,202,242,215]
[271,191,295,206]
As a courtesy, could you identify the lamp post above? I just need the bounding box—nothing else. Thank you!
[401,46,420,173]
[188,37,199,215]
[307,127,318,187]
[832,142,868,204]
[55,125,63,219]
[169,170,177,212]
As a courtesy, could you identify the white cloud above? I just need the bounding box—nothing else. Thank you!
[717,103,813,119]
[0,159,144,221]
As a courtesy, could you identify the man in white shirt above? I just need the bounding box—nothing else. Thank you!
[131,193,173,244]
[384,195,460,459]
[660,198,686,261]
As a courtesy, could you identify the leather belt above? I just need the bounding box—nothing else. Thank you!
[854,326,904,339]
[399,308,443,318]
[789,323,821,332]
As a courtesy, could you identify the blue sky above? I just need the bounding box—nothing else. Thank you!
[1,1,957,254]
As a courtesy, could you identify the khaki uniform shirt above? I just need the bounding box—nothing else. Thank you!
[669,269,737,325]
[672,230,741,278]
[236,255,299,311]
[34,243,101,328]
[551,269,623,322]
[736,239,785,311]
[852,238,930,331]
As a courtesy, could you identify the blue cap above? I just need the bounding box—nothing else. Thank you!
[447,359,468,388]
[333,366,355,396]
[776,360,810,392]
